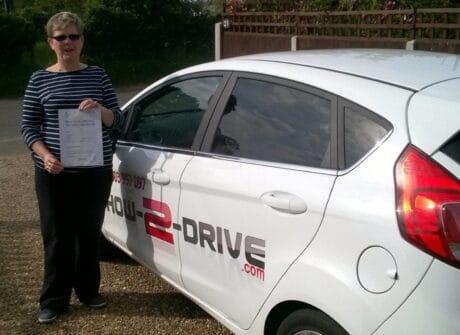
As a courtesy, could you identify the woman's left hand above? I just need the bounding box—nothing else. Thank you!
[79,98,115,127]
[79,99,100,111]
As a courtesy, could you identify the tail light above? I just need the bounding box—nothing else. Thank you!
[395,145,460,268]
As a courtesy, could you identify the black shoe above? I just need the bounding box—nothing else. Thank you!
[85,295,107,309]
[38,308,57,324]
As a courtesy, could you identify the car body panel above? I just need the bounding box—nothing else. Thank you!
[408,78,460,156]
[178,155,336,329]
[277,141,433,335]
[105,145,193,285]
[373,260,460,335]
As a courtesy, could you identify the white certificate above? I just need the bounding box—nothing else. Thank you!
[58,108,103,167]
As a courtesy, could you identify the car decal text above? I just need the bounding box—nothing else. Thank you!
[106,194,266,281]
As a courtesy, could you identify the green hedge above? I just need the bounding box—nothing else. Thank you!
[83,2,214,60]
[83,8,146,59]
[0,14,36,64]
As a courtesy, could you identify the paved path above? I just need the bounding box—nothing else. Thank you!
[0,86,143,156]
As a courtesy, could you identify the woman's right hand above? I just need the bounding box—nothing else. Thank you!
[43,153,64,174]
[31,141,64,174]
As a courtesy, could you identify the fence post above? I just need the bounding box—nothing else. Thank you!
[406,40,416,50]
[291,36,298,51]
[215,22,222,60]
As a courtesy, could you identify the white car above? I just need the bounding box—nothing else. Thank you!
[102,49,460,335]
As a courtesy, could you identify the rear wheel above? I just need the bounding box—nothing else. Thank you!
[276,309,348,335]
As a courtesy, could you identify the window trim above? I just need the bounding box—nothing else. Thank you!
[200,72,338,170]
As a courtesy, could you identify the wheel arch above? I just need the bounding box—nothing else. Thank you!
[264,300,324,335]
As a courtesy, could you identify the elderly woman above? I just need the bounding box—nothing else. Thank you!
[21,12,123,323]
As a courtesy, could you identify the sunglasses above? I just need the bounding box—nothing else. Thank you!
[50,34,81,42]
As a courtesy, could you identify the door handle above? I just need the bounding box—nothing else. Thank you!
[260,191,307,214]
[149,170,170,185]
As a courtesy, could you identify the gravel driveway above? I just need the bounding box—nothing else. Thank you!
[0,107,233,334]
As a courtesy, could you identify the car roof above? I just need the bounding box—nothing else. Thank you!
[218,49,460,91]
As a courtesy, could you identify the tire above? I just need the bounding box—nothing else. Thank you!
[276,309,348,335]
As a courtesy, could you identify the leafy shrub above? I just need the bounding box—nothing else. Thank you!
[83,7,146,59]
[84,1,215,60]
[0,14,36,64]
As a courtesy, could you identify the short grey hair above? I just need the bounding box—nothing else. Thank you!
[46,11,84,37]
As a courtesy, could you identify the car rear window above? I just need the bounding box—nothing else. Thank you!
[440,132,460,164]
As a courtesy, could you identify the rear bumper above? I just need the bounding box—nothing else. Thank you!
[373,260,460,335]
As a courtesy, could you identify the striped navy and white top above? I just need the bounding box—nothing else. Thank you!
[21,66,124,171]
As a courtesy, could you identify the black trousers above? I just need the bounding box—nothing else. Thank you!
[35,167,112,311]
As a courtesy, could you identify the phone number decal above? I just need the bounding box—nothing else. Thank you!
[112,171,145,190]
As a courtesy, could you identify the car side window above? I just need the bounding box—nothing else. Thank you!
[125,76,221,149]
[344,105,392,168]
[211,78,332,168]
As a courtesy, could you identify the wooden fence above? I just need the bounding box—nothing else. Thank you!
[219,8,460,57]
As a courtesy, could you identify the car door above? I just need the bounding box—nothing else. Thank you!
[103,73,227,285]
[177,73,338,329]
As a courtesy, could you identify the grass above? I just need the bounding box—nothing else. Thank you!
[0,42,213,98]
